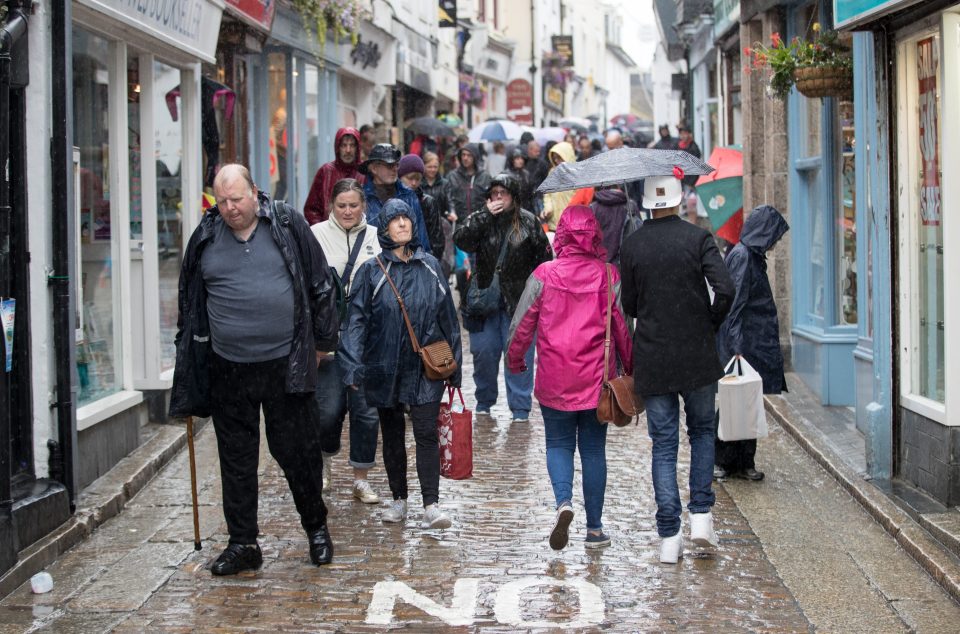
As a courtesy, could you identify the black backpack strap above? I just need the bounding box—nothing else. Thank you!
[272,199,291,226]
[339,229,367,292]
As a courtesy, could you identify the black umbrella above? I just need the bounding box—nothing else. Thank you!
[408,116,457,137]
[536,148,715,194]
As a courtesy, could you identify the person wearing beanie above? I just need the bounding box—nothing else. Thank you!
[303,127,365,225]
[398,154,445,263]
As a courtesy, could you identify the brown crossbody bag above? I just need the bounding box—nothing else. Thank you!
[597,264,644,426]
[375,256,458,381]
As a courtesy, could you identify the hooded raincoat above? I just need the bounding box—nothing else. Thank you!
[590,188,642,266]
[338,199,462,407]
[445,144,492,220]
[541,142,594,231]
[507,206,633,411]
[303,128,365,225]
[716,205,790,394]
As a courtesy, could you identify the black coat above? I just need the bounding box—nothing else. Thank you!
[620,214,735,394]
[169,192,339,418]
[453,206,552,316]
[417,188,445,263]
[717,205,789,394]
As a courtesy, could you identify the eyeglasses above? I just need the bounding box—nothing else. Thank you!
[489,189,510,198]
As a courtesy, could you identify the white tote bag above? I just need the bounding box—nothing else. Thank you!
[717,356,769,441]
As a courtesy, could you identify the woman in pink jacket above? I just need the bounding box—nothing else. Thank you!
[507,205,633,550]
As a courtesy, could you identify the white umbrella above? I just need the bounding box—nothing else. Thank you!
[468,120,525,142]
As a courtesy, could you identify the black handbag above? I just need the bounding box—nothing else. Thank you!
[461,237,510,320]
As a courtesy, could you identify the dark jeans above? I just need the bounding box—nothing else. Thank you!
[714,409,757,471]
[315,358,380,468]
[643,382,717,537]
[209,352,328,544]
[378,402,442,507]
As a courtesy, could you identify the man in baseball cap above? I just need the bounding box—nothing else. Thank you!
[360,143,431,252]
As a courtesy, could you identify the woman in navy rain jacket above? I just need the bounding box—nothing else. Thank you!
[715,205,790,481]
[338,198,462,529]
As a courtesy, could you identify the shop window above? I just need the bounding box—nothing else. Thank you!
[73,27,118,406]
[306,63,321,180]
[128,58,142,241]
[837,98,857,325]
[806,169,825,318]
[155,60,183,372]
[267,52,289,200]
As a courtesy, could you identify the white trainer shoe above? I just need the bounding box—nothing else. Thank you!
[382,499,407,523]
[689,511,718,548]
[421,503,452,529]
[660,531,683,564]
[352,479,380,504]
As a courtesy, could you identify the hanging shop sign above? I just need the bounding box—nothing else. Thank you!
[439,0,456,28]
[1,298,14,373]
[551,35,574,67]
[917,36,940,227]
[543,84,563,112]
[351,35,381,70]
[506,79,533,125]
[223,0,274,31]
[832,0,923,29]
[76,0,225,62]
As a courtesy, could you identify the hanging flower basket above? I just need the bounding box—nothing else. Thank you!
[793,65,853,99]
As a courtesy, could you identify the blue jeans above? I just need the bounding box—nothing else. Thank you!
[644,382,718,537]
[469,306,533,418]
[541,405,608,531]
[315,357,379,469]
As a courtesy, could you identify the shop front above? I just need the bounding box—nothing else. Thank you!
[336,21,396,131]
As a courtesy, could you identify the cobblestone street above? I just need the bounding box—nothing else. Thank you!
[1,357,958,632]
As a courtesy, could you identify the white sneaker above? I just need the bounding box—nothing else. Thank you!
[421,503,452,529]
[381,499,407,523]
[660,531,683,564]
[352,479,380,504]
[321,456,332,493]
[690,511,718,548]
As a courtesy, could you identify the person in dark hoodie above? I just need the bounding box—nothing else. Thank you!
[714,205,790,482]
[444,143,492,222]
[589,185,642,268]
[303,127,365,225]
[505,147,533,212]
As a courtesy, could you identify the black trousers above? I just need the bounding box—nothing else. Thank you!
[209,352,327,544]
[713,409,757,471]
[377,402,442,507]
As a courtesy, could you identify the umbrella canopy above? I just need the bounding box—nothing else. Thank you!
[609,113,639,127]
[438,113,464,129]
[468,120,524,142]
[695,146,743,233]
[408,116,456,137]
[559,117,591,133]
[533,126,566,145]
[536,148,714,194]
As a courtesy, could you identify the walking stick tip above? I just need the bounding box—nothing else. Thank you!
[194,541,202,551]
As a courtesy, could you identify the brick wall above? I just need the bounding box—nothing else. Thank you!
[899,409,960,506]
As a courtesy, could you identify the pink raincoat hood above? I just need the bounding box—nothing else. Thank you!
[553,205,608,261]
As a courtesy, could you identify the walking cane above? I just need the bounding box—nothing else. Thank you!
[186,416,202,551]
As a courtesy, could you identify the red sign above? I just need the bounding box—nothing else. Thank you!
[506,79,533,125]
[917,36,940,226]
[224,0,276,31]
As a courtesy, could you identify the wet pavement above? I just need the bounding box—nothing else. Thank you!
[1,354,959,632]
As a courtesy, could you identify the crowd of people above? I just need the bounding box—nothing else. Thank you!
[170,118,788,576]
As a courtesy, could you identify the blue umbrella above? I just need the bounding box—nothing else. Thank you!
[468,120,524,142]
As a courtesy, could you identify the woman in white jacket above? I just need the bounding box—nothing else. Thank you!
[311,179,383,504]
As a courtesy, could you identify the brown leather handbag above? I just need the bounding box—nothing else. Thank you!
[596,265,644,426]
[376,257,458,381]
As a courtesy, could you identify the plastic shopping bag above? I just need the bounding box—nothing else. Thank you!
[437,387,473,479]
[718,356,768,441]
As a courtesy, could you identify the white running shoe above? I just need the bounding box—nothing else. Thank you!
[421,503,452,529]
[381,499,407,523]
[690,511,718,548]
[660,531,683,564]
[352,479,380,504]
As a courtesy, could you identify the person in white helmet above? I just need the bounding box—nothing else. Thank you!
[618,168,735,564]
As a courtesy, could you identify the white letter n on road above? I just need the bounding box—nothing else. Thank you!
[365,579,480,626]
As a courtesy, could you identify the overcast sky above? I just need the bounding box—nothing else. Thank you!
[610,0,658,71]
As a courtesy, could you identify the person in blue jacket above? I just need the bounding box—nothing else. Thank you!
[715,205,790,481]
[360,143,432,253]
[338,198,462,530]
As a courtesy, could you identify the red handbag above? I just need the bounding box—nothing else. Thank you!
[437,387,473,479]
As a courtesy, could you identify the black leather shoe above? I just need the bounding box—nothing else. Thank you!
[737,468,765,481]
[211,543,262,576]
[713,465,729,480]
[308,526,334,565]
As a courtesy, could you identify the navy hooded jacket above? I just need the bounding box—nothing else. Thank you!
[717,205,790,394]
[362,178,432,254]
[337,199,462,406]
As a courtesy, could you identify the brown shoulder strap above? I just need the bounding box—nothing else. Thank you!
[375,256,422,353]
[603,264,613,384]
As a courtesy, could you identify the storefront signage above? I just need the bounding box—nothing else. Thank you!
[833,0,922,29]
[77,0,224,62]
[506,79,533,125]
[551,35,574,67]
[713,0,740,38]
[917,36,940,226]
[223,0,274,31]
[543,84,563,112]
[439,0,456,28]
[350,35,381,69]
